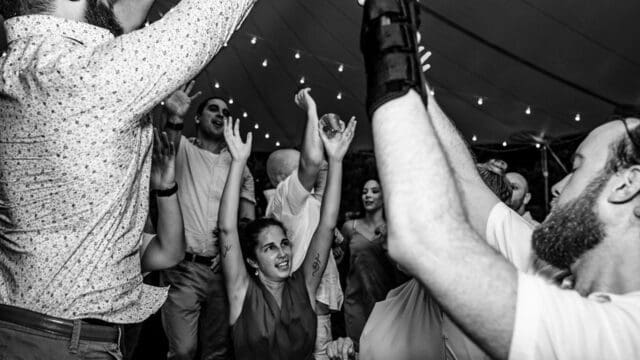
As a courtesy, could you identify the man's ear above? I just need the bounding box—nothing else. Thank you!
[524,192,531,206]
[608,166,640,204]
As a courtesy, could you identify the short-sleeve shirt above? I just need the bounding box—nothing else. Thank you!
[265,172,343,310]
[175,137,255,257]
[509,273,640,360]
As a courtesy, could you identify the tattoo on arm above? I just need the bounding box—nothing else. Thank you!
[221,244,232,258]
[312,253,321,277]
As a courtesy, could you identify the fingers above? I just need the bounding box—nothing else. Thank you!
[245,131,253,147]
[326,341,337,359]
[161,131,171,156]
[190,91,202,101]
[184,80,195,94]
[234,118,240,138]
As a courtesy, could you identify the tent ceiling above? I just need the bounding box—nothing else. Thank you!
[4,1,640,151]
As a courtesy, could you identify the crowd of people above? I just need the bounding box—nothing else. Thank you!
[1,0,639,359]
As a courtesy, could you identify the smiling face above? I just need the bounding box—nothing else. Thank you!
[196,98,230,139]
[248,225,292,281]
[362,179,383,212]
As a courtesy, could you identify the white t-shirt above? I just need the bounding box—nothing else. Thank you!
[265,172,343,310]
[510,273,640,360]
[443,202,536,360]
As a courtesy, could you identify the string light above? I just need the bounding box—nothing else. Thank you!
[214,81,220,89]
[575,113,581,122]
[243,112,248,118]
[535,143,541,149]
[338,64,344,72]
[262,59,268,67]
[525,106,532,115]
[336,92,342,100]
[161,101,165,106]
[430,89,435,96]
[254,123,259,129]
[477,97,484,106]
[275,141,281,147]
[250,36,257,45]
[228,98,234,104]
[265,133,270,139]
[294,51,301,60]
[472,135,477,142]
[299,76,305,84]
[502,141,508,147]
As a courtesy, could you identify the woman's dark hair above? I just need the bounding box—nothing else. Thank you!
[238,217,286,266]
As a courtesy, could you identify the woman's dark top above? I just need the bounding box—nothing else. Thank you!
[232,270,317,360]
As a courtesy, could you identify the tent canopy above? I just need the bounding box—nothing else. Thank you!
[4,1,640,151]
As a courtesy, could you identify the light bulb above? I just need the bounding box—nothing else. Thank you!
[535,143,541,149]
[338,64,344,72]
[214,82,220,89]
[228,98,234,104]
[430,89,435,96]
[502,141,508,147]
[472,135,477,142]
[262,59,268,67]
[250,36,257,45]
[243,112,248,118]
[337,92,342,100]
[276,141,281,147]
[254,123,259,129]
[575,113,581,122]
[299,77,305,84]
[294,51,301,59]
[477,97,483,106]
[525,106,531,115]
[265,133,270,139]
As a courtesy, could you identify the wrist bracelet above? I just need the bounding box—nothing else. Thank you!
[165,122,184,131]
[155,182,178,197]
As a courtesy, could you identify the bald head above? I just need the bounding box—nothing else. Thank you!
[506,172,530,214]
[266,149,300,187]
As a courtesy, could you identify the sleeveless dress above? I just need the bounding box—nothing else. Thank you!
[344,220,404,341]
[232,270,317,360]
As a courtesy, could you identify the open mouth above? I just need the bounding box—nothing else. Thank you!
[275,259,290,271]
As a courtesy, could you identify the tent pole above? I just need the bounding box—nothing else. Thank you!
[542,145,550,212]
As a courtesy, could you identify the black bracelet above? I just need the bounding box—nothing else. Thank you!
[165,122,184,131]
[155,182,178,197]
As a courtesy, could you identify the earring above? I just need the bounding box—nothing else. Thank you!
[254,269,259,276]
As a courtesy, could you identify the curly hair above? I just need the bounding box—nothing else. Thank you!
[0,0,53,18]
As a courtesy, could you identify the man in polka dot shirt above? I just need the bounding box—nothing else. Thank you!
[0,0,256,358]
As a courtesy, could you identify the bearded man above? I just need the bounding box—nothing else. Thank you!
[0,0,257,358]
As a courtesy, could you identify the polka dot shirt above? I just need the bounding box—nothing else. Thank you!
[0,0,257,323]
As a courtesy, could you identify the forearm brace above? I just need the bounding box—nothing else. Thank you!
[361,0,427,118]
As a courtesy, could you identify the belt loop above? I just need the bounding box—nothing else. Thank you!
[69,320,82,353]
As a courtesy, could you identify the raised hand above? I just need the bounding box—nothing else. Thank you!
[294,87,317,113]
[223,118,252,162]
[164,80,202,118]
[319,117,356,161]
[150,127,176,190]
[326,337,356,360]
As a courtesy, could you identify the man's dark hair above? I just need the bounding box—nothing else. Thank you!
[477,165,513,203]
[196,97,227,117]
[607,119,640,173]
[0,0,53,19]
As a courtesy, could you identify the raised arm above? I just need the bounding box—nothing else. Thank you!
[294,88,326,191]
[162,81,202,152]
[217,118,253,324]
[303,119,357,305]
[419,49,499,234]
[141,129,185,272]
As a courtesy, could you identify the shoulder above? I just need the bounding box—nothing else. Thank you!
[341,220,356,236]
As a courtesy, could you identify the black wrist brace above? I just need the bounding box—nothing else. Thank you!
[361,0,427,118]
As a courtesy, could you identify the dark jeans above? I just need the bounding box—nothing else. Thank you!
[0,319,122,360]
[160,260,232,360]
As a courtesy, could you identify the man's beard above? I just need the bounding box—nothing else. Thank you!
[85,0,123,36]
[532,171,609,270]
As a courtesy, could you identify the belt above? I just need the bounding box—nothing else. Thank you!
[184,252,215,266]
[0,304,121,343]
